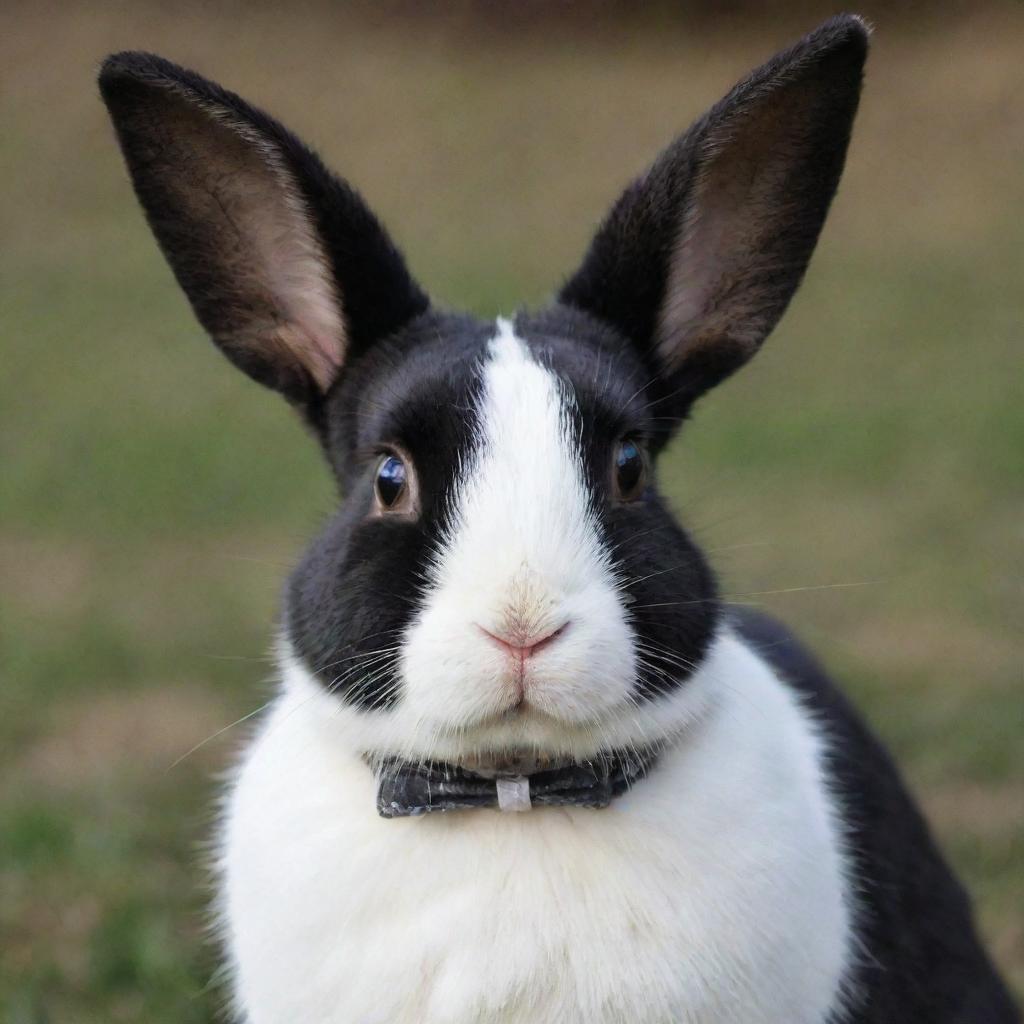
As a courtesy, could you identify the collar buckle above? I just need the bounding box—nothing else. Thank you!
[495,775,532,812]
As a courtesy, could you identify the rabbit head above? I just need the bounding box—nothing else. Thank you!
[99,15,867,764]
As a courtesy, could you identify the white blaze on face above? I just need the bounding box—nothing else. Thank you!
[400,318,637,736]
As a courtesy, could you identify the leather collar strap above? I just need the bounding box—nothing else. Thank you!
[374,750,659,819]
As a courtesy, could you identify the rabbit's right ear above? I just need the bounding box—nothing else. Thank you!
[99,53,427,415]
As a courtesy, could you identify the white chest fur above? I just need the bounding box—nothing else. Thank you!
[219,632,854,1024]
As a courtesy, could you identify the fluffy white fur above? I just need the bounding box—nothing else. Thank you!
[219,321,854,1022]
[221,629,854,1023]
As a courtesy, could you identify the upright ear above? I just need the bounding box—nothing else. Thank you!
[560,15,868,414]
[99,52,428,419]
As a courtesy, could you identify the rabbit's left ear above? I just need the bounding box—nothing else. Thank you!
[560,15,868,413]
[99,52,428,417]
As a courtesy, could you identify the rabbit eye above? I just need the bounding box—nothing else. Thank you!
[613,440,646,501]
[375,454,408,509]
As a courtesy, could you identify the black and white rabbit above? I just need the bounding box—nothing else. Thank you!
[99,15,1019,1024]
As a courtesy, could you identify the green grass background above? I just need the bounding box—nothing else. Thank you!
[2,3,1021,1020]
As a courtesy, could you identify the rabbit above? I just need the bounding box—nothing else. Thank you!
[99,14,1019,1024]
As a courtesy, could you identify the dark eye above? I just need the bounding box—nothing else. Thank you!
[375,454,407,509]
[613,440,646,501]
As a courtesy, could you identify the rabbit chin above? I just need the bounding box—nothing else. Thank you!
[276,634,721,764]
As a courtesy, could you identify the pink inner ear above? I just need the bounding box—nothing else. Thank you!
[229,129,348,391]
[656,197,739,364]
[157,94,348,392]
[654,77,821,371]
[264,207,348,390]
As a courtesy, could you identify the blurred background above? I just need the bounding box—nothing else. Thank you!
[1,1,1021,1020]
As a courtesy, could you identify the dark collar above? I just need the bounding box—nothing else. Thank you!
[372,749,659,819]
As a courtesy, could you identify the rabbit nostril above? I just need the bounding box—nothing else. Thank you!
[478,622,569,660]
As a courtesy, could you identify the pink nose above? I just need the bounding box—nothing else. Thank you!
[478,622,569,661]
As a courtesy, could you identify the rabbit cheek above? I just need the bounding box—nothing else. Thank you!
[604,500,719,702]
[283,506,428,711]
